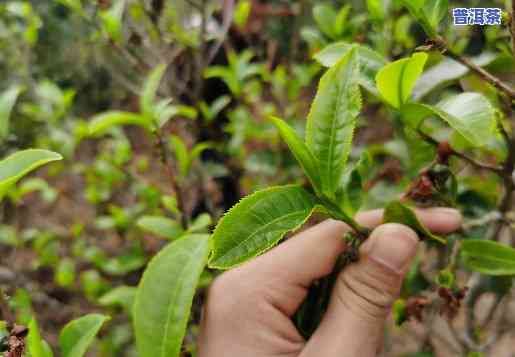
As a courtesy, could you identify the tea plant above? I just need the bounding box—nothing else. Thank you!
[130,1,515,356]
[1,0,515,356]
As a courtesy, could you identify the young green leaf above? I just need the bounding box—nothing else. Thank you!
[333,5,351,38]
[306,47,361,197]
[8,177,57,203]
[169,137,211,179]
[0,85,23,140]
[155,102,197,128]
[0,149,62,200]
[87,111,149,136]
[190,142,211,163]
[98,286,136,312]
[133,234,210,357]
[170,139,212,179]
[169,135,189,178]
[100,0,126,43]
[204,67,240,96]
[187,213,212,233]
[55,258,76,288]
[400,0,445,37]
[314,42,387,96]
[401,92,495,147]
[342,169,363,215]
[199,95,231,122]
[422,0,448,32]
[412,53,497,100]
[461,240,515,276]
[269,116,322,194]
[140,64,167,119]
[59,314,109,357]
[313,4,337,39]
[136,215,184,240]
[233,0,251,28]
[376,52,428,109]
[28,318,54,357]
[366,0,385,20]
[383,201,446,244]
[209,185,319,269]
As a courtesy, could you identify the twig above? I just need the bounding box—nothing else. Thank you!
[450,150,504,174]
[491,119,515,239]
[0,289,14,328]
[154,129,188,229]
[207,0,235,64]
[462,211,503,231]
[417,129,504,174]
[430,37,515,100]
[511,0,515,58]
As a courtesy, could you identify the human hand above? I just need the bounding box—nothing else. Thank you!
[198,208,462,357]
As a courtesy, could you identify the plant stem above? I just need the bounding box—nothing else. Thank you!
[511,0,515,58]
[431,37,515,100]
[417,129,504,174]
[0,289,14,328]
[154,129,188,229]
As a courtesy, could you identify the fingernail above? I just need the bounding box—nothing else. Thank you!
[364,223,419,273]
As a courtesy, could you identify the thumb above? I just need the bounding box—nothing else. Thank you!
[300,223,418,357]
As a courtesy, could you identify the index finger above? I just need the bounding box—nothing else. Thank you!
[247,207,462,287]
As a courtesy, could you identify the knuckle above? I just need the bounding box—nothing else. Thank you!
[205,267,260,315]
[205,271,240,313]
[336,263,401,321]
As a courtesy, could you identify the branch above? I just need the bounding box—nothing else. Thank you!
[451,150,504,174]
[430,37,515,100]
[0,289,14,328]
[462,211,503,231]
[417,129,504,174]
[511,0,515,58]
[154,129,188,229]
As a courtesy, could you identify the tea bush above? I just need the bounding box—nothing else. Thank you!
[0,0,515,356]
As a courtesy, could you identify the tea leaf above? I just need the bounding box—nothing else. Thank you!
[0,85,23,140]
[461,240,515,275]
[383,201,446,244]
[188,213,212,233]
[136,215,184,240]
[422,0,448,31]
[88,111,149,136]
[59,314,109,357]
[98,286,136,312]
[342,169,363,215]
[401,92,495,147]
[233,0,251,28]
[313,4,337,38]
[376,52,428,109]
[0,149,62,200]
[169,135,189,178]
[141,64,167,119]
[400,0,444,37]
[269,116,322,194]
[412,53,497,100]
[209,185,319,269]
[28,318,54,357]
[134,234,210,357]
[100,0,126,43]
[306,47,361,197]
[314,42,387,96]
